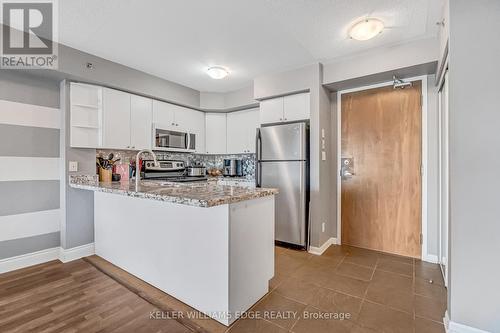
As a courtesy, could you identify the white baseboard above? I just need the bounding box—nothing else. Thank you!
[308,237,338,255]
[422,253,439,264]
[59,243,95,263]
[445,311,491,333]
[0,243,95,274]
[0,247,60,274]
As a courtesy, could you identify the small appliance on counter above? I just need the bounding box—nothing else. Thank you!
[223,159,243,177]
[186,163,206,177]
[141,159,207,182]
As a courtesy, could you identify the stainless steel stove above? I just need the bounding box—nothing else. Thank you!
[141,159,207,183]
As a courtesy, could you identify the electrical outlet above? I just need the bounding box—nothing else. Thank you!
[322,151,326,161]
[69,161,78,172]
[322,139,325,149]
[322,222,326,233]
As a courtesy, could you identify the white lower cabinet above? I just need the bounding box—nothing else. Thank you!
[227,108,259,154]
[205,113,227,154]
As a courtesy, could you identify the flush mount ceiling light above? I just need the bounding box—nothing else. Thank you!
[206,66,230,79]
[348,18,384,41]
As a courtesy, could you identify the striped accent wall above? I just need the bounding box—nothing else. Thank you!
[0,98,61,261]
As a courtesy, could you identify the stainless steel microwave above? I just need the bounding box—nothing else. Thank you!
[152,124,196,152]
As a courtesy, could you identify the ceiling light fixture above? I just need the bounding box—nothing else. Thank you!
[348,18,384,41]
[206,66,230,79]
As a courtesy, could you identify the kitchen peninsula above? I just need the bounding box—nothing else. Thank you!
[70,175,278,326]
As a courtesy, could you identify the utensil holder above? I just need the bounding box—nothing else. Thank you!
[99,167,112,182]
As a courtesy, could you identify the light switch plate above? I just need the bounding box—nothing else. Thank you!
[69,161,78,172]
[322,151,326,161]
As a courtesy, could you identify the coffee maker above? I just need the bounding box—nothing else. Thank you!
[223,159,243,177]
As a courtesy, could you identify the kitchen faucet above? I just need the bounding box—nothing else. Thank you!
[135,149,158,189]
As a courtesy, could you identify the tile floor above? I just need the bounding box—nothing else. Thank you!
[0,244,447,333]
[228,245,447,333]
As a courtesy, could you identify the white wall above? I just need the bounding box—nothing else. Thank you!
[254,65,314,100]
[323,37,439,87]
[58,44,201,109]
[200,86,257,111]
[447,1,500,332]
[0,72,62,263]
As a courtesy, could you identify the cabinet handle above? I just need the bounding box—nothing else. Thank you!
[280,118,283,121]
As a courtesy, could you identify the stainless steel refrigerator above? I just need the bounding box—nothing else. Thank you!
[256,122,309,248]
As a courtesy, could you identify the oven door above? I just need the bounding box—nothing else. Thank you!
[152,124,195,152]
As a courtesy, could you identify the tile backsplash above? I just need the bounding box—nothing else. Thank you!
[96,149,256,180]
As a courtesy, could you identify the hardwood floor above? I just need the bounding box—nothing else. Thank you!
[0,259,194,333]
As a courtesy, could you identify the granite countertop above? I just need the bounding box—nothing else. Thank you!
[69,175,278,208]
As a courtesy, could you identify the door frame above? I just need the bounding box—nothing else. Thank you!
[336,75,430,261]
[437,69,449,286]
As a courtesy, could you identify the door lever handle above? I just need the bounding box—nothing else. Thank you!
[343,170,354,178]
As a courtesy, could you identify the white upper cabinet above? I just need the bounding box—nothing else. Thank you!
[227,108,259,154]
[102,88,131,149]
[175,106,205,153]
[260,92,310,124]
[152,100,206,153]
[70,83,102,148]
[152,100,175,126]
[283,93,310,122]
[130,95,152,150]
[205,113,227,154]
[260,97,283,124]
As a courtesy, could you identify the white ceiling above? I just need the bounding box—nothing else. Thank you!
[59,0,443,93]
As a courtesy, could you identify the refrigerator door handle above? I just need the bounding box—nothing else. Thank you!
[256,128,262,187]
[299,161,307,244]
